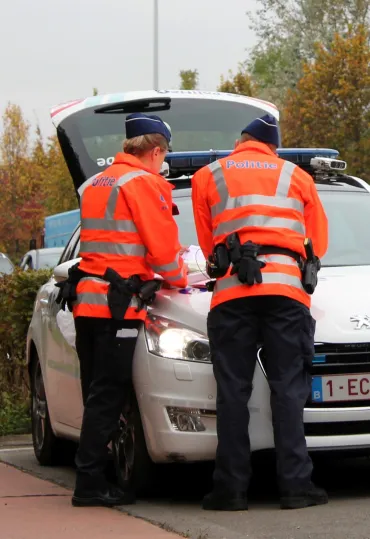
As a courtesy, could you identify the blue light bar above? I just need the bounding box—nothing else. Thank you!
[165,148,339,177]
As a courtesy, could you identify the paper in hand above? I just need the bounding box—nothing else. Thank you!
[181,245,206,270]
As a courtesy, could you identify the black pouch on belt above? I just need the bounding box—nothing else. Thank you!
[301,238,321,295]
[230,240,266,285]
[103,268,141,321]
[55,262,86,312]
[135,279,162,312]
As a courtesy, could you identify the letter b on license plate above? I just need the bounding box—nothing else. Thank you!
[311,374,370,402]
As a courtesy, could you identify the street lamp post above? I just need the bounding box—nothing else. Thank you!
[153,0,159,90]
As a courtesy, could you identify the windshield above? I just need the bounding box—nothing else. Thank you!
[58,98,279,190]
[38,252,62,269]
[0,256,13,275]
[174,191,370,267]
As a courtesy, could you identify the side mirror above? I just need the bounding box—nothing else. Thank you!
[53,263,69,283]
[53,259,80,283]
[160,162,169,178]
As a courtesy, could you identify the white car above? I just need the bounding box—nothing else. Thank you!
[19,247,64,271]
[0,252,14,275]
[27,90,370,494]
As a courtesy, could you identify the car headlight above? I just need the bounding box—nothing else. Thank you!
[144,314,211,363]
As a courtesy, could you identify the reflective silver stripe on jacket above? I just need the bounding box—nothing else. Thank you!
[81,218,138,233]
[80,170,149,233]
[257,254,297,266]
[211,193,303,218]
[75,292,108,306]
[78,174,99,198]
[209,160,303,230]
[275,161,296,197]
[214,215,305,237]
[105,170,149,220]
[80,242,146,256]
[79,276,109,286]
[76,291,142,310]
[214,272,304,293]
[151,253,180,273]
[165,270,184,282]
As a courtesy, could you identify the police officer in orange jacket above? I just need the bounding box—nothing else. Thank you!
[69,113,187,508]
[191,115,329,511]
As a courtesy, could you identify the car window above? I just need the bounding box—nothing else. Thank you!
[173,196,198,247]
[22,254,33,271]
[174,191,370,268]
[319,191,370,266]
[81,99,279,159]
[59,226,81,264]
[57,98,280,191]
[19,254,28,269]
[0,256,14,275]
[38,252,63,269]
[70,235,80,260]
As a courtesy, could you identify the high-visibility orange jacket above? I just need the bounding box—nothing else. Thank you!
[74,152,187,320]
[191,141,328,309]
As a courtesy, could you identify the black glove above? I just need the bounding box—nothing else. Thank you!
[231,241,266,286]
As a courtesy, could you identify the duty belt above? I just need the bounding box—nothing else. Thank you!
[206,233,320,295]
[55,263,161,318]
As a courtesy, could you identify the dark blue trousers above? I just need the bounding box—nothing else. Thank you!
[207,295,315,494]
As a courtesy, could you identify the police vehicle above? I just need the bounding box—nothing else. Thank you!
[26,90,370,494]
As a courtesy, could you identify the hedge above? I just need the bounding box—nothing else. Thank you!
[0,268,53,436]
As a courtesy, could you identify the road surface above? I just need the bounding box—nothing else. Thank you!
[1,436,370,539]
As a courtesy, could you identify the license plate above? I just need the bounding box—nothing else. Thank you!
[311,373,370,402]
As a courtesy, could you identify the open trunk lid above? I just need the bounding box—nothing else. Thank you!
[50,90,279,201]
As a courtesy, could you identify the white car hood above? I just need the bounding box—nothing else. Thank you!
[152,266,370,344]
[311,266,370,343]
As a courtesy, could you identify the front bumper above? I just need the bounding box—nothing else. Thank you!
[133,332,218,462]
[133,333,370,462]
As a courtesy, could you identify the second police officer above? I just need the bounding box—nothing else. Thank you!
[191,114,329,511]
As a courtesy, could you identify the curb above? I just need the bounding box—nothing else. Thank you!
[0,434,32,449]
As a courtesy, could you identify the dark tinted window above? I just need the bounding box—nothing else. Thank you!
[59,98,279,186]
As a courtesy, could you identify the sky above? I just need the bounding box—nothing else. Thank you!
[0,0,259,138]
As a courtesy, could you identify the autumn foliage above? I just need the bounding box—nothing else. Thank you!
[282,26,370,180]
[0,104,77,259]
[218,64,257,97]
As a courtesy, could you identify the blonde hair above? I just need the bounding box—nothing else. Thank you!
[123,133,168,156]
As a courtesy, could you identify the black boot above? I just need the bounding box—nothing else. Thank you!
[202,490,248,511]
[280,483,328,510]
[72,479,135,508]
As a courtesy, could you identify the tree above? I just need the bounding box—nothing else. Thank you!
[93,87,98,96]
[43,135,78,215]
[247,0,370,105]
[21,126,48,244]
[218,63,257,96]
[0,104,33,255]
[282,26,370,181]
[179,69,199,90]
